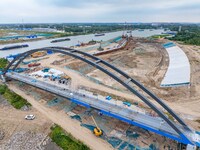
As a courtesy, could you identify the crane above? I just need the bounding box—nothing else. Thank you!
[91,115,103,136]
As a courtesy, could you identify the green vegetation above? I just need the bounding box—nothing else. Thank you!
[151,34,170,39]
[1,23,200,45]
[0,84,31,109]
[168,25,200,46]
[0,84,7,94]
[50,125,90,150]
[0,58,8,69]
[169,31,200,45]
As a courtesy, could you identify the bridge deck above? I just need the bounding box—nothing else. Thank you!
[6,72,198,144]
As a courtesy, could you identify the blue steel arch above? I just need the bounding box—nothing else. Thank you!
[3,47,192,144]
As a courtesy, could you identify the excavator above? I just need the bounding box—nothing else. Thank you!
[91,116,103,136]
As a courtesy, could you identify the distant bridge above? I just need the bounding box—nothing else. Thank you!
[1,47,200,148]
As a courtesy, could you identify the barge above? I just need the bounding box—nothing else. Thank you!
[50,38,71,43]
[0,44,29,51]
[95,33,105,37]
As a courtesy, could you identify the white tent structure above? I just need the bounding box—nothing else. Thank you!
[161,43,190,87]
[31,68,64,78]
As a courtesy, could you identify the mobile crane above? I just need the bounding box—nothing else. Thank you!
[91,115,103,136]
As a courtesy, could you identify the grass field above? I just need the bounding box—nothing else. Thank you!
[50,125,90,150]
[0,84,31,109]
[0,58,8,69]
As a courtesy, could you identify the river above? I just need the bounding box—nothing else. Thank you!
[0,29,164,58]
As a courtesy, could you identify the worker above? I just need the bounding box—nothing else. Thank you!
[98,112,103,116]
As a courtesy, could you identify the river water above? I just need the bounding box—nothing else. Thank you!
[0,29,163,58]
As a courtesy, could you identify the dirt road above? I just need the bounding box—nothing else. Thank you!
[8,84,114,150]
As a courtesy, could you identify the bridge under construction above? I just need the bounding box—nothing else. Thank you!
[1,47,200,149]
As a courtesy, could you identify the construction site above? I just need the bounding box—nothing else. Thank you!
[1,34,200,150]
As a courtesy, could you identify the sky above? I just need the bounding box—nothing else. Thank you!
[0,0,200,23]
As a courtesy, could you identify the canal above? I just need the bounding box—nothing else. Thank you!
[0,29,164,58]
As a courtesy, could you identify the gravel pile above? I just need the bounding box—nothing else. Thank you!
[0,95,11,107]
[2,131,46,150]
[0,131,5,140]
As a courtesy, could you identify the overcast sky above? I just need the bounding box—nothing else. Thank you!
[0,0,200,23]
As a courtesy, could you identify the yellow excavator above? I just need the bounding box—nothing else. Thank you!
[91,116,103,136]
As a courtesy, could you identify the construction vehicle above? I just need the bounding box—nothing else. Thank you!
[91,116,103,136]
[61,75,71,80]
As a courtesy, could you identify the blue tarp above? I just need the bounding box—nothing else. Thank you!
[6,53,21,59]
[47,50,53,54]
[163,42,176,48]
[14,68,28,73]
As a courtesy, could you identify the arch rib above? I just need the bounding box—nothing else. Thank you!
[51,46,189,130]
[3,47,192,144]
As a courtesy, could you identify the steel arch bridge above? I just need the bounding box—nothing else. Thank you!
[2,47,197,145]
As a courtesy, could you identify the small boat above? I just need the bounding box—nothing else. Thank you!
[51,38,71,43]
[95,33,105,37]
[0,44,29,51]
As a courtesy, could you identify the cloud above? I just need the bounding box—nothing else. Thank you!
[0,0,199,23]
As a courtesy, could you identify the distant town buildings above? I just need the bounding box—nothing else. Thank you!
[179,26,182,32]
[32,28,63,33]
